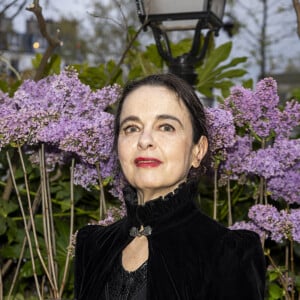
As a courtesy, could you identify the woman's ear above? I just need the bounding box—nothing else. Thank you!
[191,136,208,168]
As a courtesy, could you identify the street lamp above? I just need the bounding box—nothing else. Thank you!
[136,0,226,85]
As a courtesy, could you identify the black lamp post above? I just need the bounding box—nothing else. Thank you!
[136,0,226,86]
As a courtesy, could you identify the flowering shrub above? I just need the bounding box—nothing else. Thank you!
[207,77,300,298]
[0,69,122,298]
[0,69,121,194]
[1,72,300,298]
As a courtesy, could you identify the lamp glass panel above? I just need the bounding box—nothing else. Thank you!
[142,0,208,16]
[160,20,199,31]
[210,0,226,19]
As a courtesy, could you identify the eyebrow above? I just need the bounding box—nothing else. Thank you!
[156,114,184,128]
[120,114,184,129]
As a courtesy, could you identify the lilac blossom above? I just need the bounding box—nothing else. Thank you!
[56,113,114,165]
[205,107,236,160]
[0,69,121,197]
[275,100,300,138]
[224,78,282,138]
[231,204,300,243]
[254,77,279,109]
[248,204,292,242]
[230,221,265,239]
[74,163,98,191]
[221,136,300,183]
[221,135,253,178]
[267,164,300,204]
[288,209,300,243]
[28,148,68,172]
[98,205,126,226]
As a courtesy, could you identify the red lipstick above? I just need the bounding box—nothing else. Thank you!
[134,157,162,168]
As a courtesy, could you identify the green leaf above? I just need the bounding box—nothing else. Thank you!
[0,201,18,217]
[215,69,247,80]
[20,259,42,278]
[242,78,254,89]
[295,274,300,288]
[198,41,233,80]
[269,271,279,282]
[0,218,7,235]
[145,44,163,67]
[268,283,284,299]
[31,53,43,69]
[213,80,234,90]
[44,54,61,75]
[4,293,25,300]
[171,38,193,57]
[198,86,214,98]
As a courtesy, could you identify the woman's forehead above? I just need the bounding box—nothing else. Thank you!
[121,85,186,116]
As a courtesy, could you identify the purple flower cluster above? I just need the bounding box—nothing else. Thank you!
[205,108,236,160]
[98,205,126,226]
[223,77,300,139]
[0,69,121,194]
[217,77,300,204]
[267,164,300,205]
[222,135,253,177]
[231,204,300,243]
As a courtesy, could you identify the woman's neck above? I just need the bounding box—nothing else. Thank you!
[136,182,186,205]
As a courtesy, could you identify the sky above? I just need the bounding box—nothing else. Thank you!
[12,0,94,32]
[6,0,300,81]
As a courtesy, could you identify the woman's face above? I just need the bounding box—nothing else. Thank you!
[117,85,207,202]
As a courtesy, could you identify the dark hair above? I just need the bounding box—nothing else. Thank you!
[114,73,210,177]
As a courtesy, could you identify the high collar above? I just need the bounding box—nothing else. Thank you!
[124,181,199,230]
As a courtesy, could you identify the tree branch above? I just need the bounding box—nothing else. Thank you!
[0,0,18,17]
[292,0,300,38]
[26,0,62,81]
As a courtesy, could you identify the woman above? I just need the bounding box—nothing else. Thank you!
[75,73,266,300]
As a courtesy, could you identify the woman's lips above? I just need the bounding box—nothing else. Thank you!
[134,157,162,168]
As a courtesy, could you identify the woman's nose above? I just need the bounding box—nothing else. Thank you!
[137,129,155,150]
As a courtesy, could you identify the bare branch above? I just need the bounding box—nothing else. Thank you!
[105,21,147,85]
[292,0,300,38]
[26,0,62,81]
[0,0,18,17]
[9,0,27,20]
[0,0,26,20]
[88,12,124,30]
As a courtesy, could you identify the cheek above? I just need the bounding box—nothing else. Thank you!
[165,139,193,163]
[117,139,133,166]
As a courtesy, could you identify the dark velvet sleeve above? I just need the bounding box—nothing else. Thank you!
[212,229,266,300]
[74,225,95,300]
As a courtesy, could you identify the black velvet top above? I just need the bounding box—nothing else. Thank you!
[75,181,266,300]
[101,254,147,299]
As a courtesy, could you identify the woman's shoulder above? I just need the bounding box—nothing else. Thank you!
[192,210,261,246]
[220,228,262,251]
[75,218,126,247]
[215,228,264,265]
[212,229,266,299]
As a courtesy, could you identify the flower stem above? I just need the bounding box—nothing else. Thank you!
[59,158,75,297]
[16,145,57,294]
[213,162,219,220]
[266,251,291,300]
[39,145,58,296]
[227,178,232,226]
[8,185,42,298]
[290,239,295,300]
[96,163,106,220]
[6,150,42,300]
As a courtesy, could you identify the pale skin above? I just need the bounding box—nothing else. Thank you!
[118,86,208,271]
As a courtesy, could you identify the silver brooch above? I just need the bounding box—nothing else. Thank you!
[129,225,152,237]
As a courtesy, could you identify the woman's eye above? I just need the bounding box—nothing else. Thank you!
[160,124,175,132]
[123,125,140,134]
